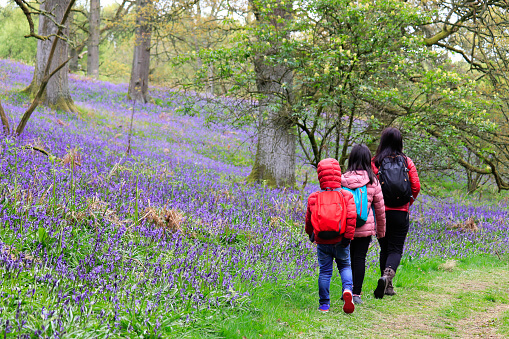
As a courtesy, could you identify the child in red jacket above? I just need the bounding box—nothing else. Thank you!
[305,158,357,314]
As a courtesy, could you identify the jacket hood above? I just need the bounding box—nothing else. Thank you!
[341,170,370,189]
[317,158,342,190]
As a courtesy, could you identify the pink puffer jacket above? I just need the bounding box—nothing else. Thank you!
[341,170,386,238]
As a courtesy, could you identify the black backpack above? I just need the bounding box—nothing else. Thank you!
[378,155,413,207]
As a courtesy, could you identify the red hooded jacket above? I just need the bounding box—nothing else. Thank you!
[371,156,420,212]
[305,158,357,244]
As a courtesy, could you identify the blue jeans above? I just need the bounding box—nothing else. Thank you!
[316,243,353,305]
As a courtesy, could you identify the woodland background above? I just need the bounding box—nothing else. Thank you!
[0,0,509,337]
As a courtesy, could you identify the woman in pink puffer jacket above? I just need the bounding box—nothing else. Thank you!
[341,144,386,305]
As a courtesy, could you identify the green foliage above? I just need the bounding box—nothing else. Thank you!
[0,5,37,64]
[99,38,134,82]
[179,0,506,192]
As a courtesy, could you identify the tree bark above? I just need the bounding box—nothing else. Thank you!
[25,0,77,112]
[249,101,296,187]
[69,47,80,72]
[128,0,152,103]
[87,0,100,78]
[248,54,295,186]
[68,12,80,72]
[247,2,295,187]
[208,63,214,95]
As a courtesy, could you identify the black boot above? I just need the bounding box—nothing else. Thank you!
[374,276,388,299]
[384,268,396,295]
[374,268,395,299]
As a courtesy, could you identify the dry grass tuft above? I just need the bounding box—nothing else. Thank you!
[67,197,123,227]
[32,137,46,150]
[448,217,479,232]
[212,189,233,204]
[1,245,18,261]
[439,259,457,272]
[62,147,82,168]
[1,245,40,265]
[87,197,123,225]
[57,119,69,127]
[144,207,183,232]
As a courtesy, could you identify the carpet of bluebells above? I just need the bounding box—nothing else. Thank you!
[0,59,508,337]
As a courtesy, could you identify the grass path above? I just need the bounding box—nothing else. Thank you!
[203,254,509,338]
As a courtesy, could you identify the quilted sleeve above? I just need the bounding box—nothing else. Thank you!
[372,182,386,238]
[305,193,316,236]
[305,203,313,236]
[343,191,357,240]
[371,160,379,176]
[406,157,421,206]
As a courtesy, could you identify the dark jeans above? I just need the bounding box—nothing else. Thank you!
[350,236,371,295]
[378,210,410,275]
[316,243,353,305]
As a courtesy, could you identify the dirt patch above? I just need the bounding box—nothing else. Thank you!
[456,304,509,339]
[372,291,452,338]
[371,267,509,338]
[438,269,509,295]
[439,259,458,272]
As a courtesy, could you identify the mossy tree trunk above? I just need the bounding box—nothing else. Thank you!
[25,0,77,112]
[247,1,296,187]
[128,0,152,103]
[249,107,296,187]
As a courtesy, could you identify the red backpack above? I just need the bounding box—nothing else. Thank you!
[311,188,347,240]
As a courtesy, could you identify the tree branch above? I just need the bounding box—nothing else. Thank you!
[13,0,49,40]
[0,99,10,135]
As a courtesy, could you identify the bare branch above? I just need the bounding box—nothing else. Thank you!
[0,99,10,135]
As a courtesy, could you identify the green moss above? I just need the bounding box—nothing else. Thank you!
[247,161,278,188]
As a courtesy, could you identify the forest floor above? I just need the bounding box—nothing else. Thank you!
[204,254,509,338]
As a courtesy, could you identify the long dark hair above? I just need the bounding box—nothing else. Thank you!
[373,127,405,167]
[346,144,376,184]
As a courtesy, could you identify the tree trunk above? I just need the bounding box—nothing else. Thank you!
[25,0,76,112]
[87,0,100,78]
[128,0,152,103]
[208,63,214,95]
[248,58,296,187]
[69,47,79,72]
[247,1,296,187]
[68,12,80,72]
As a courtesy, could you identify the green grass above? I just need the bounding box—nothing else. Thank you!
[192,254,509,338]
[501,309,509,336]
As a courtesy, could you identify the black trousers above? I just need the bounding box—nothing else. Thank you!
[350,236,371,295]
[378,210,410,276]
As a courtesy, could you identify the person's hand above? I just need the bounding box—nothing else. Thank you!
[340,237,351,248]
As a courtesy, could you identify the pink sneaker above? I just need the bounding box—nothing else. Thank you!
[342,290,355,314]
